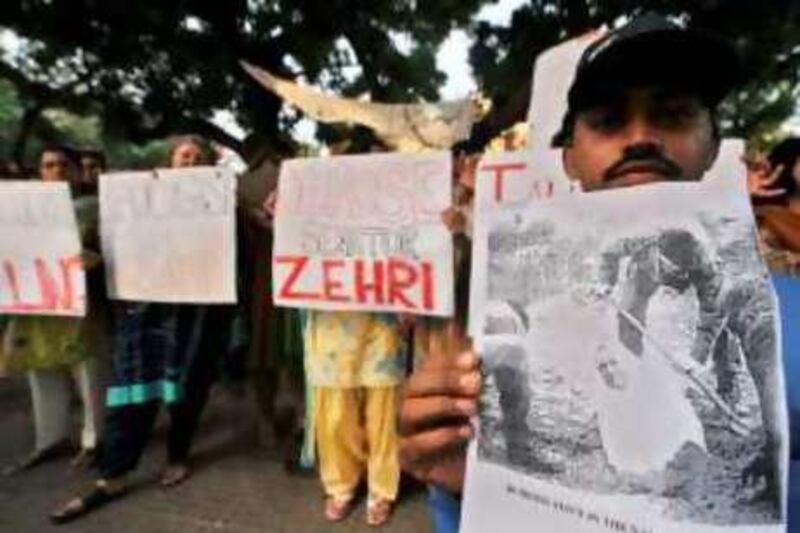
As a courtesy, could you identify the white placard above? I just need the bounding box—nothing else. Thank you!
[527,29,606,149]
[100,167,237,303]
[463,150,788,531]
[469,140,747,335]
[272,152,454,316]
[0,181,85,316]
[469,149,576,336]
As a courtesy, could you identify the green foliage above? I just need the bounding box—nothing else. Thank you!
[1,0,797,160]
[0,79,22,160]
[468,0,800,143]
[0,0,487,163]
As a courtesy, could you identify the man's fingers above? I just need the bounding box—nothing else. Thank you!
[399,424,473,469]
[263,190,278,217]
[446,321,471,354]
[405,366,481,398]
[765,164,785,185]
[422,345,478,370]
[399,395,477,435]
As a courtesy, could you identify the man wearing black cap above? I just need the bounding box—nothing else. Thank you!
[397,13,793,532]
[555,11,740,188]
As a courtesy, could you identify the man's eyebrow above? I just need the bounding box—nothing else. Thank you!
[577,95,626,113]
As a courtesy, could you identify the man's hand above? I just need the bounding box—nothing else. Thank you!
[441,207,468,235]
[399,341,480,494]
[262,189,278,218]
[398,313,416,335]
[744,155,785,199]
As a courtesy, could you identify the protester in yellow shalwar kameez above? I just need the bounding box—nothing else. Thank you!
[303,310,406,526]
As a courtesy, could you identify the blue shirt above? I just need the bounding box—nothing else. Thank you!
[429,275,799,532]
[774,276,799,531]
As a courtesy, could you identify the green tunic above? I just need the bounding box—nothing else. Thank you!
[0,197,108,373]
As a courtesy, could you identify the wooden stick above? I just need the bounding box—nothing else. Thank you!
[608,300,753,437]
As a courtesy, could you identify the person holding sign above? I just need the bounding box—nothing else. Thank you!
[77,148,107,197]
[266,143,414,526]
[2,144,107,475]
[399,13,798,531]
[748,137,800,275]
[49,135,234,524]
[303,310,407,526]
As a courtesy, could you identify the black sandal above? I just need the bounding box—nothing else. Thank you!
[49,484,126,525]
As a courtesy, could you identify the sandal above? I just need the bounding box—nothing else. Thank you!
[324,496,354,522]
[49,482,126,525]
[160,463,191,488]
[366,498,393,527]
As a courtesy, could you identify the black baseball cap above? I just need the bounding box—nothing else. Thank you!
[553,12,743,146]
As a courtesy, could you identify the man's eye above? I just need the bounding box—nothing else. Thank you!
[582,109,626,132]
[653,103,701,128]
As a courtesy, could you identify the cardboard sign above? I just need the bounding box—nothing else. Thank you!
[272,152,453,315]
[100,167,237,303]
[0,182,85,316]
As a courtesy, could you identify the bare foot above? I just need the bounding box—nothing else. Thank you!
[49,479,127,525]
[160,463,191,488]
[366,498,393,527]
[324,496,354,522]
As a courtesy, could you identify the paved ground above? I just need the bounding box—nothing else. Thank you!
[0,377,431,533]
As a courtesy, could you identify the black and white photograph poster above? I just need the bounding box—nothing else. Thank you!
[462,174,789,532]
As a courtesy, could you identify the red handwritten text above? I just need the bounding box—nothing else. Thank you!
[0,255,84,313]
[274,255,436,312]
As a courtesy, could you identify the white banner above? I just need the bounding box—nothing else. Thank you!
[272,152,454,315]
[0,181,85,316]
[100,167,237,303]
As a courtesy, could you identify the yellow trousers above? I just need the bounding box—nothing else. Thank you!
[313,386,400,502]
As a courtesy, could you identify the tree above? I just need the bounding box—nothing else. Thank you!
[465,0,800,150]
[4,2,798,163]
[0,0,489,165]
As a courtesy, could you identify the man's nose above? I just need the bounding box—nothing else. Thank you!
[622,115,663,148]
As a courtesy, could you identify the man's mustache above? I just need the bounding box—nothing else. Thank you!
[603,144,682,182]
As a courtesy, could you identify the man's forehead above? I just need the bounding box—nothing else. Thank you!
[41,150,69,161]
[575,84,706,111]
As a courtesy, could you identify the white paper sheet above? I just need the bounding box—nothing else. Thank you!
[463,150,789,532]
[272,152,454,316]
[100,167,237,303]
[0,181,85,316]
[469,149,576,336]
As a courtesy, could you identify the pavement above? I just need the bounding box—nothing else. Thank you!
[0,377,431,533]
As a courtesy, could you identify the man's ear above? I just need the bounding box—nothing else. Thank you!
[561,146,580,184]
[704,138,721,171]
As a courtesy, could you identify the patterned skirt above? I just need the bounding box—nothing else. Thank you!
[106,302,206,408]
